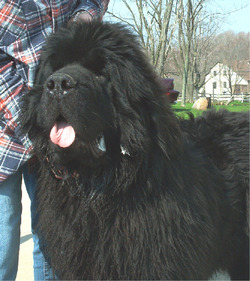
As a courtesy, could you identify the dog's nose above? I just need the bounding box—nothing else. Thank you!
[46,73,76,98]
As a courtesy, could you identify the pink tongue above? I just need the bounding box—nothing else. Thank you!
[50,121,76,148]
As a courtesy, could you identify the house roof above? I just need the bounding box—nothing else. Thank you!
[205,61,250,83]
[233,60,250,82]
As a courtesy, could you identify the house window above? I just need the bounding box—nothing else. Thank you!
[213,82,217,89]
[213,71,217,76]
[223,82,227,88]
[223,70,227,76]
[234,85,241,93]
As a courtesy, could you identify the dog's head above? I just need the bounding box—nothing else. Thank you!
[21,22,181,171]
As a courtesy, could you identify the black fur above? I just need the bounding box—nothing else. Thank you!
[20,21,249,280]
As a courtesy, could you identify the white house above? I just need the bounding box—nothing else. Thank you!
[202,62,249,96]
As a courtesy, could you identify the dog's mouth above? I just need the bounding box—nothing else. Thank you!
[49,116,106,158]
[50,117,76,148]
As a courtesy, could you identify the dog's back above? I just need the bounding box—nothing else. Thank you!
[181,110,249,183]
[181,109,249,279]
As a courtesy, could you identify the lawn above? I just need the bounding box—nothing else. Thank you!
[172,101,250,118]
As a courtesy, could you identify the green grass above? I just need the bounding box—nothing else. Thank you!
[172,101,250,118]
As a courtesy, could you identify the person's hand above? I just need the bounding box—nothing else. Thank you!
[69,11,92,24]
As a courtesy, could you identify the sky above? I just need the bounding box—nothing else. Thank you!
[209,0,250,33]
[107,0,250,34]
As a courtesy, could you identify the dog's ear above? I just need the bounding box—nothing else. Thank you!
[105,57,182,158]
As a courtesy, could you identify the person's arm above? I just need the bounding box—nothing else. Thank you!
[70,0,110,22]
[0,51,25,114]
[0,51,32,151]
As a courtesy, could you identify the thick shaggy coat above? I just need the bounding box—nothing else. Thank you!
[21,21,249,280]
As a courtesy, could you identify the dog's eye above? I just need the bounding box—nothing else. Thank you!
[95,76,105,83]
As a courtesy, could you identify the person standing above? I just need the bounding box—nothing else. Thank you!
[0,0,109,280]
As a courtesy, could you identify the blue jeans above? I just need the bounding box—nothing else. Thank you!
[0,164,56,280]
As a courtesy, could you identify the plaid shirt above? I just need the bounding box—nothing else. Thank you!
[0,0,109,182]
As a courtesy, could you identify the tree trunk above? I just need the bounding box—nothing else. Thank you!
[181,53,189,106]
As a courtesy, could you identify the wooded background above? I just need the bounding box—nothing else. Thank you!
[107,0,249,105]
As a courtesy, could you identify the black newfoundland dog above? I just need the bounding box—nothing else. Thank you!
[21,21,249,280]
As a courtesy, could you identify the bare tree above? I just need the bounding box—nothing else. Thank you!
[174,0,215,106]
[189,11,220,101]
[108,0,177,76]
[108,1,244,106]
[167,0,226,105]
